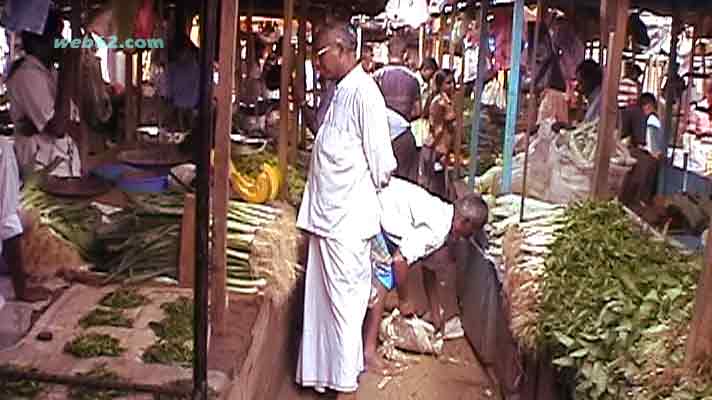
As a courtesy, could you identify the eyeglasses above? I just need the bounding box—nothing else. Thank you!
[316,45,333,57]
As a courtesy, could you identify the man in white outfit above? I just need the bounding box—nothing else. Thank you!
[296,22,397,397]
[0,137,51,302]
[6,9,81,179]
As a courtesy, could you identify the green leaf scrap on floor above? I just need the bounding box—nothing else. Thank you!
[99,287,149,309]
[79,308,133,329]
[64,333,125,358]
[535,201,708,399]
[69,364,130,400]
[142,297,194,367]
[0,378,44,400]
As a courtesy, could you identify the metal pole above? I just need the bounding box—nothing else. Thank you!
[519,0,544,222]
[193,0,218,398]
[467,0,490,190]
[501,0,525,194]
[658,11,681,195]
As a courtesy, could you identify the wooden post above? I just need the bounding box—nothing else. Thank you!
[501,0,525,194]
[295,0,308,155]
[590,0,629,200]
[194,0,219,396]
[179,193,196,288]
[278,0,296,199]
[454,11,471,179]
[686,221,712,368]
[467,0,490,189]
[437,14,446,67]
[70,0,88,173]
[419,26,425,66]
[124,53,138,144]
[519,0,544,222]
[247,0,255,72]
[211,0,239,336]
[658,11,681,195]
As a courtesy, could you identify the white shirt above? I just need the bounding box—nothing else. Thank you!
[297,65,397,240]
[0,137,24,251]
[6,55,81,177]
[377,177,454,265]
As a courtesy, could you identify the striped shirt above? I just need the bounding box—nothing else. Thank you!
[618,77,640,108]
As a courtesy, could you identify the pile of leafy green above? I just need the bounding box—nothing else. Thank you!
[537,201,709,399]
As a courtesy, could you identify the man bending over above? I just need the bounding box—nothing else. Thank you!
[363,177,488,371]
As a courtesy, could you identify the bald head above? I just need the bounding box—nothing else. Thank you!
[314,22,359,80]
[316,22,357,53]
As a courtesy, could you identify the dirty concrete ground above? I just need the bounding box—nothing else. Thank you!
[0,283,232,399]
[278,339,494,400]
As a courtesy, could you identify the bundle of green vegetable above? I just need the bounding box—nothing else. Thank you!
[94,192,281,295]
[20,184,102,261]
[526,202,707,399]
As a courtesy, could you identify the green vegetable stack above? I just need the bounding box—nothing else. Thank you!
[504,201,707,399]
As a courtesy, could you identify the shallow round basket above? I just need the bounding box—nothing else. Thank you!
[230,134,268,156]
[40,175,113,198]
[117,145,191,167]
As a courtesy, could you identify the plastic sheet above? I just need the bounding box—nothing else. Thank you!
[379,309,444,356]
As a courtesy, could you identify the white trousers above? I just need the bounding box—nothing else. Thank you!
[296,234,372,393]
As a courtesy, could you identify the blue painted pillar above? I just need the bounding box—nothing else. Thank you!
[467,0,491,190]
[501,0,525,194]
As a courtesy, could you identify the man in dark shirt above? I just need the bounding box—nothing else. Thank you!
[373,35,422,183]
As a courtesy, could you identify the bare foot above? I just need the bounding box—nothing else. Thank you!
[16,286,52,303]
[365,353,389,375]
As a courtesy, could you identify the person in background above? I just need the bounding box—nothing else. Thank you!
[296,22,396,398]
[0,138,51,302]
[529,21,568,125]
[362,180,488,372]
[361,44,376,74]
[576,60,603,122]
[551,15,585,100]
[373,34,422,183]
[422,69,457,200]
[619,62,645,145]
[686,80,712,137]
[158,31,199,132]
[6,9,80,178]
[621,93,663,206]
[412,57,438,150]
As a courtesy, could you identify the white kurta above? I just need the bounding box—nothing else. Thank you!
[6,55,81,177]
[0,137,23,251]
[296,65,396,393]
[378,177,454,265]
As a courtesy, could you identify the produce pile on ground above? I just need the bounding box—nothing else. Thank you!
[498,200,708,399]
[93,192,280,294]
[20,184,102,262]
[143,297,194,367]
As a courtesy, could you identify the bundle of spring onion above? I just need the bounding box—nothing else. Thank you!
[495,200,707,399]
[486,194,565,350]
[94,192,282,295]
[20,184,102,261]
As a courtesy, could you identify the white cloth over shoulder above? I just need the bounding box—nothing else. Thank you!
[0,137,24,255]
[377,177,453,264]
[296,235,372,393]
[297,65,397,240]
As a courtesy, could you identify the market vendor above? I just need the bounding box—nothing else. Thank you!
[0,137,51,302]
[362,178,488,372]
[158,31,200,132]
[6,9,80,178]
[576,60,603,123]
